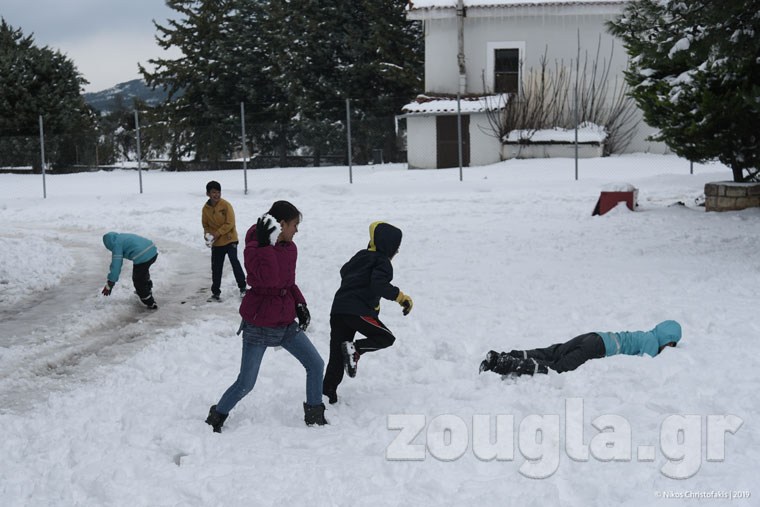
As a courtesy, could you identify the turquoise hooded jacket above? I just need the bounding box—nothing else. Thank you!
[102,232,158,283]
[596,320,682,358]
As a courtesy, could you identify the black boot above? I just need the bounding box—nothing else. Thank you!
[490,354,517,375]
[512,357,550,375]
[205,405,228,433]
[492,356,549,376]
[303,402,328,426]
[141,293,158,310]
[479,350,502,373]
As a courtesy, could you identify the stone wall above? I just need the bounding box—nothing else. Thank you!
[704,181,760,212]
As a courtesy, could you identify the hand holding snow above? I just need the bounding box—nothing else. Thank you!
[260,213,281,245]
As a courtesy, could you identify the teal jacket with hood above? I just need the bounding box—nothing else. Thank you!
[596,320,682,358]
[102,232,158,283]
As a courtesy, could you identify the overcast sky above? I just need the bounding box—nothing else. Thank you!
[3,1,182,93]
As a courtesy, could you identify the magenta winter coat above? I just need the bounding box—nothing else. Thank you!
[239,223,306,327]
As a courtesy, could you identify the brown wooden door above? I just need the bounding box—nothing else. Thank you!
[436,115,470,169]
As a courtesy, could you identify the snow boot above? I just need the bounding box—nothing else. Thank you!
[491,355,549,376]
[207,294,222,303]
[303,402,328,426]
[141,293,158,309]
[205,405,228,433]
[341,341,360,378]
[479,350,501,373]
[507,349,529,359]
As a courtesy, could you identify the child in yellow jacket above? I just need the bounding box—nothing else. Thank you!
[202,181,247,301]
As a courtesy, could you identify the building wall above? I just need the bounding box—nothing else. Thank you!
[407,113,502,169]
[469,112,502,166]
[425,14,628,95]
[407,116,437,169]
[421,11,669,154]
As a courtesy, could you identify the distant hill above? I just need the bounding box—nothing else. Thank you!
[83,79,172,113]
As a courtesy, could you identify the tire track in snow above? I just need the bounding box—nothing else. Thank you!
[0,229,243,413]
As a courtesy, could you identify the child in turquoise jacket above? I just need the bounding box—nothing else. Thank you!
[101,232,159,309]
[479,320,682,376]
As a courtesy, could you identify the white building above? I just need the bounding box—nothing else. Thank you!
[403,0,667,169]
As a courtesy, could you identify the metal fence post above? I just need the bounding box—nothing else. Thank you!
[457,94,463,182]
[346,99,353,184]
[241,102,249,195]
[135,110,143,194]
[574,28,580,181]
[38,115,47,199]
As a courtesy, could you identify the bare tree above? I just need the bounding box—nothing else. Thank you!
[483,39,639,156]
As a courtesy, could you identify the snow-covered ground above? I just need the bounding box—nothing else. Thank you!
[1,156,757,506]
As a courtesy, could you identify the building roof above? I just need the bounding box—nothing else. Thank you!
[407,0,627,19]
[402,94,508,115]
[408,0,626,9]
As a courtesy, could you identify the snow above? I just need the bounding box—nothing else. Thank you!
[1,156,758,506]
[409,0,627,9]
[403,94,507,115]
[601,182,636,192]
[668,36,691,58]
[505,123,606,143]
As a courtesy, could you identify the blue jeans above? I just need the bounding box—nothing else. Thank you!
[216,321,325,414]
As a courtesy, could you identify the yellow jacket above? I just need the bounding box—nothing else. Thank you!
[202,198,239,247]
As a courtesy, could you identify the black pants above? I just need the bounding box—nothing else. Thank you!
[132,254,158,302]
[211,243,246,295]
[517,332,606,374]
[323,314,396,391]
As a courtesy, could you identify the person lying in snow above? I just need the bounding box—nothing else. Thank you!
[322,221,413,405]
[479,320,682,377]
[101,232,159,309]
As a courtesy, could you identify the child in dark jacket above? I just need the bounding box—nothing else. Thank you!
[479,320,682,377]
[322,221,413,404]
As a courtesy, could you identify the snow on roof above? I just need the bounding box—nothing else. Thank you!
[402,94,508,114]
[408,0,627,9]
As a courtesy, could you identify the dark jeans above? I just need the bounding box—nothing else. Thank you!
[211,242,246,295]
[323,314,396,391]
[132,254,158,301]
[520,332,606,374]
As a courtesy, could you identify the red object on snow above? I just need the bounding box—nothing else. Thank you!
[592,189,638,216]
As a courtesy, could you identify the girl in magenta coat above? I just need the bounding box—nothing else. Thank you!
[205,201,326,432]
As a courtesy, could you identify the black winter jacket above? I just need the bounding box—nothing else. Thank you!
[330,222,402,317]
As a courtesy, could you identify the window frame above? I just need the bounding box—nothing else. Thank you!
[486,41,526,95]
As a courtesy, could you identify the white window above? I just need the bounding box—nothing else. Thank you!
[486,41,525,94]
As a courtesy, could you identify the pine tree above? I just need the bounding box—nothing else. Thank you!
[0,19,93,170]
[262,0,422,164]
[140,0,243,168]
[141,0,422,167]
[608,0,760,182]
